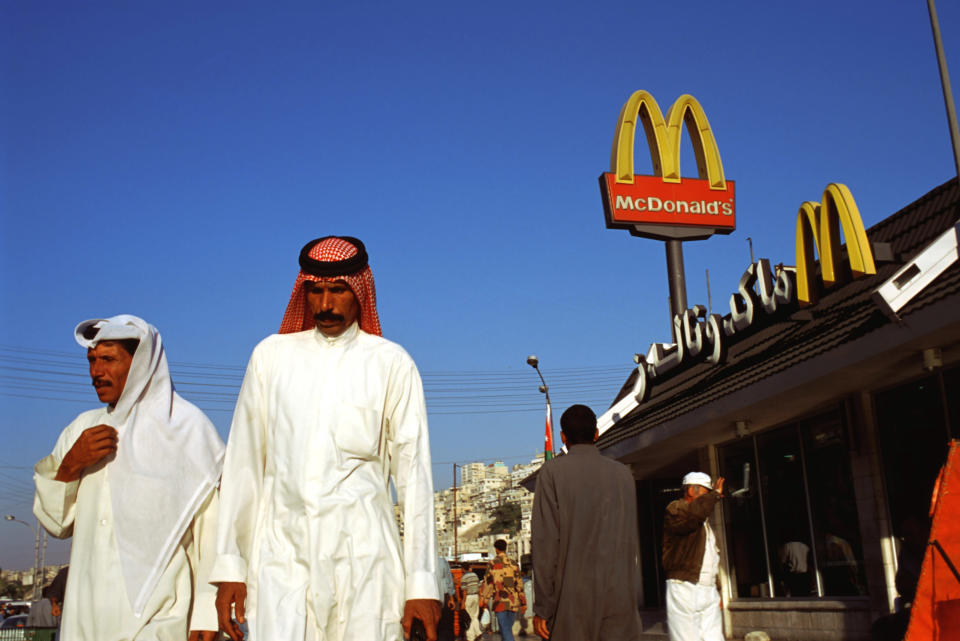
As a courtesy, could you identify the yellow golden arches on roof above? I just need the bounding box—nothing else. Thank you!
[610,90,727,190]
[795,183,877,306]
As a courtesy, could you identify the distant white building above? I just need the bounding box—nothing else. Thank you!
[460,462,485,486]
[427,453,545,560]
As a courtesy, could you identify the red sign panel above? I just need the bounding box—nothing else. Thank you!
[601,172,736,233]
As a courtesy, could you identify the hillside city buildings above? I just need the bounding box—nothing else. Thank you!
[438,455,544,564]
[396,454,545,567]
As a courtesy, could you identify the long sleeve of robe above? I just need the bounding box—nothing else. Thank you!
[211,325,438,641]
[33,409,220,641]
[531,444,642,641]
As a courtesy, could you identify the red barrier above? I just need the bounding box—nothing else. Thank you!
[907,440,960,640]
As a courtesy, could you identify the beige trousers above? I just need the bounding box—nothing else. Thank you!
[464,594,481,641]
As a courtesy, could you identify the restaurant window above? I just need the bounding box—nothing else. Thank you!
[875,367,956,544]
[802,414,867,595]
[719,438,769,597]
[719,407,866,599]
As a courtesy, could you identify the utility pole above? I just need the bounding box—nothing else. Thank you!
[33,520,41,599]
[453,463,458,561]
[39,530,48,593]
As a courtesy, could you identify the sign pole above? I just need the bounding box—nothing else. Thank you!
[453,463,458,561]
[927,0,960,177]
[665,239,688,340]
[600,91,734,341]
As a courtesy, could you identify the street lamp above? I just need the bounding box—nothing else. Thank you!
[4,515,30,529]
[526,355,555,459]
[4,514,44,600]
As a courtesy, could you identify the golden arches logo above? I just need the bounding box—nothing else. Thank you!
[611,90,727,189]
[600,90,735,240]
[795,183,877,306]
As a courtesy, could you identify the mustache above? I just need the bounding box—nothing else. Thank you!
[314,311,345,323]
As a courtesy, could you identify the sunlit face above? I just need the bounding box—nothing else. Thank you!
[88,342,134,407]
[305,280,360,337]
[685,484,711,502]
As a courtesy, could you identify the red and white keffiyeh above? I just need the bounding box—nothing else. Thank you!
[279,236,382,336]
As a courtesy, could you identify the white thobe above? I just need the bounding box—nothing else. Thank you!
[211,323,438,641]
[33,409,220,641]
[666,523,723,641]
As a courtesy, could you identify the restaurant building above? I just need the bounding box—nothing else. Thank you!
[596,177,960,640]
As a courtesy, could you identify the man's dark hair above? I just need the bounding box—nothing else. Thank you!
[89,339,140,357]
[560,404,597,445]
[117,339,140,356]
[494,539,507,552]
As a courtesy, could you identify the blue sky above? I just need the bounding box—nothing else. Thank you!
[2,1,958,569]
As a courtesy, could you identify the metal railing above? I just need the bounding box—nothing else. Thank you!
[0,626,57,641]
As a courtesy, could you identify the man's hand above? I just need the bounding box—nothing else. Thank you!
[188,632,218,641]
[714,476,725,497]
[401,598,441,641]
[215,582,247,641]
[534,615,550,639]
[55,425,118,482]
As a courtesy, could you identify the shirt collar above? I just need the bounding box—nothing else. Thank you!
[313,321,360,347]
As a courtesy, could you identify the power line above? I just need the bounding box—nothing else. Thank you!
[0,345,627,418]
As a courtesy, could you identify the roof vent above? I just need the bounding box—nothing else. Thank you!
[873,223,959,319]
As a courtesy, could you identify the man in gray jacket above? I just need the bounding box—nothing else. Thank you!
[531,404,641,640]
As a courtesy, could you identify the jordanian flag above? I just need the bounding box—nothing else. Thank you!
[544,404,554,460]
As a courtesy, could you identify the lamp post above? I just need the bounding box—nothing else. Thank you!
[526,355,555,459]
[4,515,42,599]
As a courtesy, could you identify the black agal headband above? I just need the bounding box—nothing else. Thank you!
[298,236,369,277]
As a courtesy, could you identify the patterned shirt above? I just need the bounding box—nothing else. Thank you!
[481,552,526,612]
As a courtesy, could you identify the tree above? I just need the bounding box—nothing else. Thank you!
[0,577,27,599]
[485,501,521,536]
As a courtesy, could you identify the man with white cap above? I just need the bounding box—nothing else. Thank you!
[662,471,725,641]
[33,315,225,641]
[212,236,440,641]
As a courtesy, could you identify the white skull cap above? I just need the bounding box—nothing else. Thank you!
[74,315,148,348]
[682,471,713,489]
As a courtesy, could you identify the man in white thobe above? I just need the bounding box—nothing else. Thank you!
[213,236,440,641]
[33,315,225,641]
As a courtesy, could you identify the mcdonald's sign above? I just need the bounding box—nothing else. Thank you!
[599,90,736,240]
[597,182,878,434]
[795,183,877,306]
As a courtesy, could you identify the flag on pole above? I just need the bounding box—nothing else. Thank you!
[544,403,554,460]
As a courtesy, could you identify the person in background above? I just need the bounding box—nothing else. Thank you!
[27,567,69,629]
[663,471,725,641]
[435,556,455,641]
[459,568,482,641]
[481,539,525,641]
[531,404,641,641]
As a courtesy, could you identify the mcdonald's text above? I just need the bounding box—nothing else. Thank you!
[601,172,736,231]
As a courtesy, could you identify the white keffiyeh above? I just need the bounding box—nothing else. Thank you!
[75,315,225,616]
